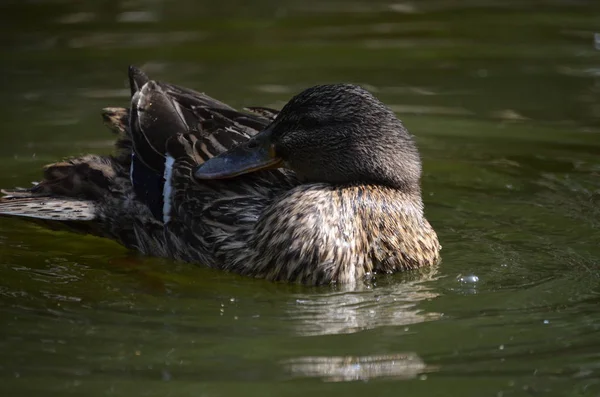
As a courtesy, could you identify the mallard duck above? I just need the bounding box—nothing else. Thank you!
[0,66,440,285]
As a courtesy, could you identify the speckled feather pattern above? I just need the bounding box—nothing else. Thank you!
[110,131,439,285]
[0,67,441,285]
[113,179,439,285]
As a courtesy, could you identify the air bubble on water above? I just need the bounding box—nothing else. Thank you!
[499,344,505,350]
[543,319,549,324]
[457,274,479,284]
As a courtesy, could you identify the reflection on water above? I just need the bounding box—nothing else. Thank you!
[283,353,431,382]
[290,268,440,336]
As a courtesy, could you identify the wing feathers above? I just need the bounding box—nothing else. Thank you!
[1,66,282,236]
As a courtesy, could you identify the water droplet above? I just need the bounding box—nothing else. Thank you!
[458,274,479,283]
[543,319,549,324]
[499,345,505,350]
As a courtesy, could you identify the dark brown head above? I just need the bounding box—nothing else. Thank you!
[194,84,422,192]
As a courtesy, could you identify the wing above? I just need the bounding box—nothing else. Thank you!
[1,66,282,229]
[127,66,280,219]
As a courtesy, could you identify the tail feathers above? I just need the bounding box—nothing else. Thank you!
[0,195,104,238]
[101,107,130,136]
[1,187,42,198]
[31,155,121,199]
[0,196,97,221]
[101,107,132,167]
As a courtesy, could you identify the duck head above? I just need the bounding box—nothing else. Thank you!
[194,84,422,193]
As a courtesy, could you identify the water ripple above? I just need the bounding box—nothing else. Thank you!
[288,268,441,336]
[282,352,431,382]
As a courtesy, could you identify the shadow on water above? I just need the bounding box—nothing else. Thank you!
[1,0,600,396]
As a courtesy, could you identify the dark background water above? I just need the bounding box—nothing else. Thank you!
[1,1,600,396]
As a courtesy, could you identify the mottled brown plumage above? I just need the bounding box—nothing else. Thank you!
[0,66,440,285]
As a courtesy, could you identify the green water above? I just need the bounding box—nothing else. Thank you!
[1,1,600,396]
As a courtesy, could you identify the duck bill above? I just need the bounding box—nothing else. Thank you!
[194,128,282,180]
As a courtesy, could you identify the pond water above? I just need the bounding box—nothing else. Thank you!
[1,1,600,396]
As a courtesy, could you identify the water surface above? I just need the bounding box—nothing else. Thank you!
[1,1,600,396]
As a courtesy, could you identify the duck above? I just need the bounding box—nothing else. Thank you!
[0,66,440,285]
